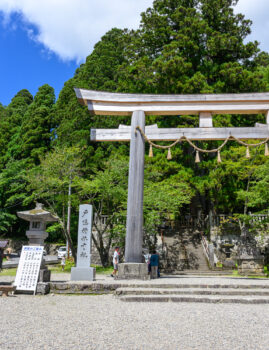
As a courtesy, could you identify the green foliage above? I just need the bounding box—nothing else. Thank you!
[20,84,55,163]
[117,0,265,94]
[26,146,84,260]
[246,160,269,210]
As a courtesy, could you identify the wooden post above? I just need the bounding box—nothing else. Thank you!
[199,112,213,128]
[125,110,145,263]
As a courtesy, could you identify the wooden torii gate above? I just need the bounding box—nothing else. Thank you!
[75,89,269,277]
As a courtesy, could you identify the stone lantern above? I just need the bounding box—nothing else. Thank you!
[17,203,58,282]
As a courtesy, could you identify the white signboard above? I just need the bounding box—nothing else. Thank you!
[77,204,93,268]
[14,246,43,292]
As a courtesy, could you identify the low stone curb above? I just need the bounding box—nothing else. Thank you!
[115,287,269,296]
[119,295,269,304]
[49,282,269,294]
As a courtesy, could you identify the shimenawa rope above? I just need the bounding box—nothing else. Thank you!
[135,126,269,162]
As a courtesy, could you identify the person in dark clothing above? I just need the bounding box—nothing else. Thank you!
[0,240,9,270]
[150,250,160,277]
[0,248,4,270]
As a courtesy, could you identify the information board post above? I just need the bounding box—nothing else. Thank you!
[71,204,96,281]
[14,246,43,294]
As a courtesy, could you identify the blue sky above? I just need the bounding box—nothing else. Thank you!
[0,12,77,106]
[0,0,268,106]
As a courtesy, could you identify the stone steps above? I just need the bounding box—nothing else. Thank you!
[115,283,269,303]
[115,287,269,296]
[118,294,269,304]
[50,281,269,294]
[163,230,211,272]
[167,270,235,276]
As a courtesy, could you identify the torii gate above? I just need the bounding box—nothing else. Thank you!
[75,89,269,277]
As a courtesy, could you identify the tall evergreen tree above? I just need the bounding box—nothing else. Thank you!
[0,90,33,167]
[118,0,265,94]
[20,84,55,163]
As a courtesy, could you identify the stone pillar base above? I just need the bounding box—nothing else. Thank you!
[117,263,150,280]
[71,267,96,281]
[39,268,51,282]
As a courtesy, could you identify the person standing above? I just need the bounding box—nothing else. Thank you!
[61,255,66,271]
[111,247,120,277]
[150,250,160,278]
[0,240,8,271]
[0,248,3,271]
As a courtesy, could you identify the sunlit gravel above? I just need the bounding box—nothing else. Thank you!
[1,293,269,350]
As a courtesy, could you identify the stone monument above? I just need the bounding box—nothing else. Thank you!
[71,204,96,281]
[17,203,58,282]
[237,228,264,275]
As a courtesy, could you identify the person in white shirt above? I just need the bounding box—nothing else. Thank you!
[61,256,66,271]
[111,247,120,277]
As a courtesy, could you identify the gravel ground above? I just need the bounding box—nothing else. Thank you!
[1,293,269,350]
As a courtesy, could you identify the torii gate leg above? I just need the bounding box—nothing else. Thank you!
[125,110,145,263]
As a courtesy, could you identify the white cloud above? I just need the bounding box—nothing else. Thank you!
[235,0,269,52]
[0,0,268,63]
[0,0,153,63]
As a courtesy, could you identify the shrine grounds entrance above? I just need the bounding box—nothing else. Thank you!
[75,89,269,279]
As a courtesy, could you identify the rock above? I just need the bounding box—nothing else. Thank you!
[36,282,50,295]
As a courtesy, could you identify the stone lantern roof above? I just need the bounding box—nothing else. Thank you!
[17,203,58,222]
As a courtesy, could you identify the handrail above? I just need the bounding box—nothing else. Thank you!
[201,234,210,262]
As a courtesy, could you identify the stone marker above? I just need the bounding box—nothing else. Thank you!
[71,204,96,281]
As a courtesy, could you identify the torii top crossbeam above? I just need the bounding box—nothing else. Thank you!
[75,89,269,141]
[75,88,269,116]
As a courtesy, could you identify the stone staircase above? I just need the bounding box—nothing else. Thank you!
[115,283,269,303]
[162,229,232,275]
[162,230,209,272]
[48,279,269,303]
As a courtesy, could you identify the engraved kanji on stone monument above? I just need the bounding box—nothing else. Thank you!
[71,204,96,281]
[77,205,92,267]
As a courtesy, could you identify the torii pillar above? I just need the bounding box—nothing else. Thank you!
[75,88,269,279]
[125,110,145,263]
[117,110,149,279]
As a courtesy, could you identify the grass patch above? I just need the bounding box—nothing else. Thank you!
[48,259,113,275]
[1,260,114,277]
[0,268,17,276]
[94,265,113,275]
[48,258,75,273]
[230,270,268,278]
